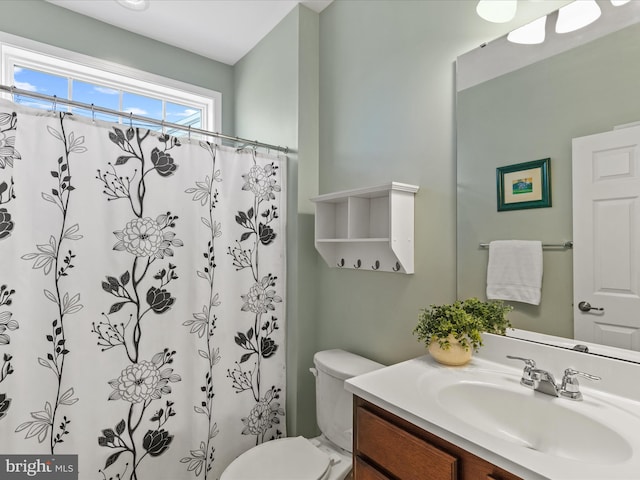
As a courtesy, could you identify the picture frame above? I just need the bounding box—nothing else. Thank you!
[496,158,551,211]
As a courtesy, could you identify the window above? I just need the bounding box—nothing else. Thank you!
[0,33,221,137]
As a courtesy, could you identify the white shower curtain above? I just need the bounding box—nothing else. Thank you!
[0,99,286,479]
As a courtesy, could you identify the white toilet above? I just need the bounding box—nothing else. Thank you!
[221,349,384,480]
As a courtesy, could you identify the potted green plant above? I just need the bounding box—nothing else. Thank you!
[413,297,512,366]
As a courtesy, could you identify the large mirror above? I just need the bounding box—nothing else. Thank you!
[456,0,640,361]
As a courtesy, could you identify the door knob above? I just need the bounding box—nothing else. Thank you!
[578,301,604,312]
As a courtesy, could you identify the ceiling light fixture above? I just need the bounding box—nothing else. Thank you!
[476,0,517,23]
[611,0,631,6]
[556,0,601,34]
[507,15,547,44]
[115,0,150,11]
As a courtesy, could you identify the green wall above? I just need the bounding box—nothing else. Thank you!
[315,0,544,366]
[457,22,640,338]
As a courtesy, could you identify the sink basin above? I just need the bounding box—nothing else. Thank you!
[437,381,632,464]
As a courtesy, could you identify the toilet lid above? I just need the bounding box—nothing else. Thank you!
[223,436,331,480]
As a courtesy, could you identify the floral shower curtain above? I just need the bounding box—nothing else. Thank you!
[0,99,286,479]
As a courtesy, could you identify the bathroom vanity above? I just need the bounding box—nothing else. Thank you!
[353,396,521,479]
[345,334,640,480]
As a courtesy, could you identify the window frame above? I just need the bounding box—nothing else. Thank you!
[0,31,221,133]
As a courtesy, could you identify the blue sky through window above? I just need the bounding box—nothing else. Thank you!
[12,65,202,132]
[167,101,201,129]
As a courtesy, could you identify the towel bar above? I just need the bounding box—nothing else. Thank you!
[479,241,573,249]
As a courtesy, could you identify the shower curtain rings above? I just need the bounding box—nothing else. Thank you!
[0,83,289,153]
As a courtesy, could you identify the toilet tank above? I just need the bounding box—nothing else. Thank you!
[313,349,384,453]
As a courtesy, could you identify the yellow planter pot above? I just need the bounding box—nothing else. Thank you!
[428,335,473,366]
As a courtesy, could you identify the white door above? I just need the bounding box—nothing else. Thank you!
[573,126,640,350]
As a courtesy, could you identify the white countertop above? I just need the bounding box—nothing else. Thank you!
[345,335,640,480]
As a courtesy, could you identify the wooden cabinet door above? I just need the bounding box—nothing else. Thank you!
[356,406,457,480]
[354,457,391,480]
[353,397,523,480]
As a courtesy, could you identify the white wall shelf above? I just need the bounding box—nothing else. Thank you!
[311,182,419,274]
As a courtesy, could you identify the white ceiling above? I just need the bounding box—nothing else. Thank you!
[46,0,333,66]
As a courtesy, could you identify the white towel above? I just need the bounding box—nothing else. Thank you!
[486,240,543,305]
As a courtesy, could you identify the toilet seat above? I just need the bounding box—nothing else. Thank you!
[222,436,332,480]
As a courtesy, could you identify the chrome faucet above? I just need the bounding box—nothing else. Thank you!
[530,368,560,397]
[506,355,601,401]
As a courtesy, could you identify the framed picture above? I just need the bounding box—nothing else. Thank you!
[496,158,551,211]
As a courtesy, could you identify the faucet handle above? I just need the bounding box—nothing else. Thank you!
[563,368,601,381]
[506,355,536,367]
[560,368,601,401]
[506,355,536,387]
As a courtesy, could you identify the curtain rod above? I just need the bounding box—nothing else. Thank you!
[0,84,289,154]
